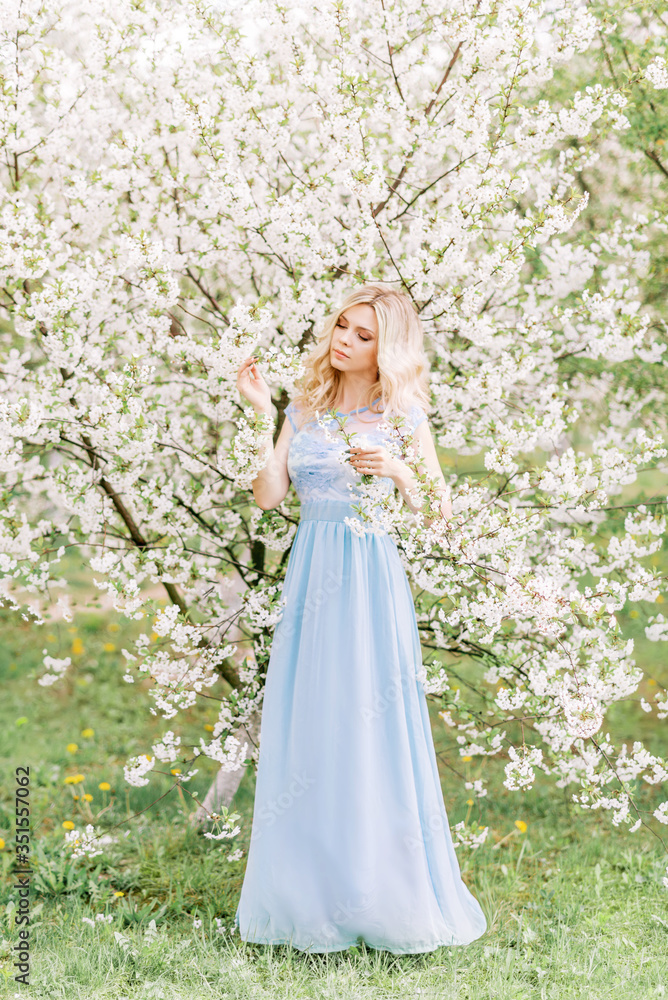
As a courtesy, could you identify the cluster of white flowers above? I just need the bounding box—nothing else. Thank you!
[201,807,244,861]
[64,824,117,860]
[653,802,668,825]
[644,55,668,89]
[151,731,181,763]
[464,779,488,799]
[38,653,72,687]
[451,822,490,851]
[504,746,545,791]
[199,733,251,771]
[123,754,155,788]
[645,613,668,644]
[221,408,278,491]
[562,694,605,740]
[420,665,451,695]
[249,505,298,553]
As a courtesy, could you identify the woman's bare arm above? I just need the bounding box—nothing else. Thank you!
[391,418,453,522]
[251,410,294,510]
[237,355,294,510]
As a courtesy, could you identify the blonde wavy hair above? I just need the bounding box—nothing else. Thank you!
[291,283,431,425]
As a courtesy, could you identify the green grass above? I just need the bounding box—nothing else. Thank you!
[0,594,667,999]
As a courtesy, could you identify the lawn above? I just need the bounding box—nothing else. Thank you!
[0,566,667,999]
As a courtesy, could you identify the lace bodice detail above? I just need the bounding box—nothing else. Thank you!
[284,397,427,505]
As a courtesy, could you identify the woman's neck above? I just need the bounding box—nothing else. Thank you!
[333,378,382,411]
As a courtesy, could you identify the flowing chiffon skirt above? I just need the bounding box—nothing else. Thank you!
[234,499,487,953]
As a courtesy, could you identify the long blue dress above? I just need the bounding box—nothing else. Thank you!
[234,398,487,953]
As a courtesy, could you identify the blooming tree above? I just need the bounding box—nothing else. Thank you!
[1,0,667,869]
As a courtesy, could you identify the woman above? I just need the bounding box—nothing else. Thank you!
[233,283,487,953]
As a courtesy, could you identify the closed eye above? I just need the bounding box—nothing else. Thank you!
[336,321,370,342]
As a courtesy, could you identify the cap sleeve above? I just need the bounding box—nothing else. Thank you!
[408,403,427,431]
[284,400,299,432]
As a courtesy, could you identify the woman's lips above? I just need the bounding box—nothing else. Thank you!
[333,349,348,358]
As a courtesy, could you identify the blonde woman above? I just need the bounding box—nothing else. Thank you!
[234,283,487,953]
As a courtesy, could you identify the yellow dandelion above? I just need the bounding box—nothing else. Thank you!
[99,781,111,791]
[103,642,116,652]
[204,724,215,732]
[143,754,153,762]
[73,795,79,800]
[83,793,93,802]
[150,632,159,642]
[66,743,78,753]
[62,821,75,830]
[171,768,181,775]
[71,638,84,655]
[648,678,657,686]
[46,633,56,641]
[514,820,528,833]
[0,838,5,850]
[466,798,474,805]
[108,623,120,632]
[67,626,78,634]
[657,594,664,604]
[629,610,639,619]
[81,728,94,738]
[462,755,472,762]
[113,891,125,897]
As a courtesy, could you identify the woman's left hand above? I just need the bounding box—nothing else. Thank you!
[348,444,402,481]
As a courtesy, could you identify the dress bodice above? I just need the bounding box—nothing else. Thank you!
[284,397,427,505]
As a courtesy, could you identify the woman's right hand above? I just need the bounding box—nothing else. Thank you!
[237,356,273,415]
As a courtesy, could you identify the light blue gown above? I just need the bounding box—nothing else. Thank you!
[234,398,487,953]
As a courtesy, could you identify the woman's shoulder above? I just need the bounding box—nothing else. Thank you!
[406,402,428,430]
[382,401,428,431]
[284,396,314,432]
[284,398,301,432]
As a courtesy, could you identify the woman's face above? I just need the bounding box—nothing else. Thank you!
[330,303,378,378]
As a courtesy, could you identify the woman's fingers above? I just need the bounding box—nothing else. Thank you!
[237,356,262,380]
[348,445,389,476]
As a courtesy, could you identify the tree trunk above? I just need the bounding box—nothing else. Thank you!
[189,551,260,827]
[191,411,286,828]
[189,705,262,827]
